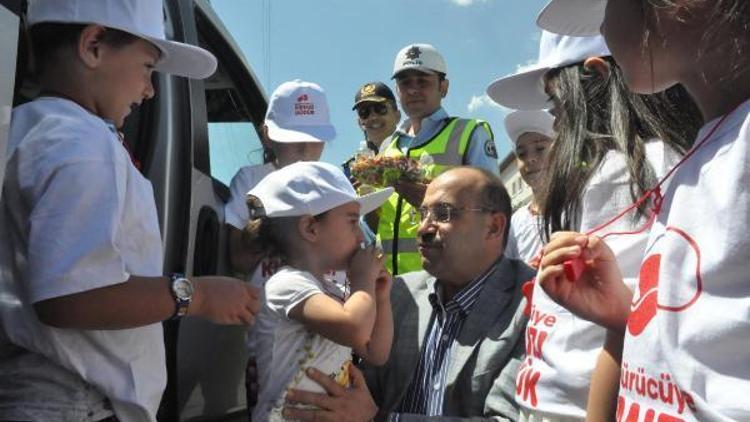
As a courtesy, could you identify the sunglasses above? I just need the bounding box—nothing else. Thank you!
[356,103,389,119]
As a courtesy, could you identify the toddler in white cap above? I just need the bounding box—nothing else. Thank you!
[0,1,261,421]
[246,161,394,422]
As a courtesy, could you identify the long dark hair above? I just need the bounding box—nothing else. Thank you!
[642,0,750,84]
[541,57,702,239]
[243,195,293,262]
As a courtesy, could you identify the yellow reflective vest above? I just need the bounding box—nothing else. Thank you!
[377,117,492,275]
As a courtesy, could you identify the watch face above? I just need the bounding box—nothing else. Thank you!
[174,278,194,300]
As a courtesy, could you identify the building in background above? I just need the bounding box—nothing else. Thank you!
[498,151,532,211]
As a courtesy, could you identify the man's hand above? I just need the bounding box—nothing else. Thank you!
[283,365,378,422]
[393,180,427,208]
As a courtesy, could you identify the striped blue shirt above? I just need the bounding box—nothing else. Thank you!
[394,260,499,418]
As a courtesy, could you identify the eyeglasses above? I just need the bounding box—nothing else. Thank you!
[414,203,496,224]
[356,102,389,119]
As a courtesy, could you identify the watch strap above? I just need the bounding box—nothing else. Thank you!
[170,273,191,320]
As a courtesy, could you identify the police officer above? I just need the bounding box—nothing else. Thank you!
[379,43,500,275]
[342,81,401,178]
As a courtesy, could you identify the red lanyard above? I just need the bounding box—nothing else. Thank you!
[563,101,744,281]
[522,101,745,316]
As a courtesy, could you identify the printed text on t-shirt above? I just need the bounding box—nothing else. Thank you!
[616,362,697,421]
[516,304,558,407]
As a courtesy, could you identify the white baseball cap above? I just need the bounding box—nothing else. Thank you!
[392,43,447,78]
[247,162,394,218]
[537,0,605,37]
[504,110,556,147]
[265,80,337,144]
[486,31,610,110]
[27,0,217,79]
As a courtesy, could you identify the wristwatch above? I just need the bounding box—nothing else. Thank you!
[170,274,194,320]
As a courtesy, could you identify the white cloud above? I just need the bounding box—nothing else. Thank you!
[448,0,490,6]
[515,58,540,73]
[530,30,542,45]
[467,94,509,115]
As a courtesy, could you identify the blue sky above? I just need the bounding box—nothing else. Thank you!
[210,0,547,171]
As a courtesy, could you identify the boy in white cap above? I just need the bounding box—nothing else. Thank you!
[0,1,260,421]
[223,79,338,407]
[503,110,555,264]
[243,161,393,422]
[378,43,500,275]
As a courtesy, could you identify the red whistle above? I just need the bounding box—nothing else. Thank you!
[563,258,585,282]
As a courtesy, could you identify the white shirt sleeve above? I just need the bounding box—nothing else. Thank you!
[26,158,130,303]
[225,167,255,229]
[265,269,325,319]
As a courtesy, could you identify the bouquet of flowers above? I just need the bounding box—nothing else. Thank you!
[350,153,433,188]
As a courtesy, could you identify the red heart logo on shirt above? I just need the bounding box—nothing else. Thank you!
[627,254,661,336]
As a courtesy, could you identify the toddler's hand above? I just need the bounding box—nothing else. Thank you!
[537,232,632,333]
[347,245,383,293]
[190,276,260,325]
[374,267,392,301]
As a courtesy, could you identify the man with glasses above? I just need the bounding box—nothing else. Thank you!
[378,43,500,276]
[283,167,532,421]
[343,81,401,179]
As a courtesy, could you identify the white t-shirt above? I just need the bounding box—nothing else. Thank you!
[253,267,353,422]
[517,141,679,420]
[225,162,276,231]
[0,97,165,422]
[506,204,544,264]
[619,101,750,421]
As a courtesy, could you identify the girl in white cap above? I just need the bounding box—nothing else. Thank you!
[0,1,259,421]
[503,110,556,264]
[537,1,750,420]
[244,161,393,422]
[488,32,701,422]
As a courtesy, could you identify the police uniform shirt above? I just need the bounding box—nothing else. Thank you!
[394,107,499,175]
